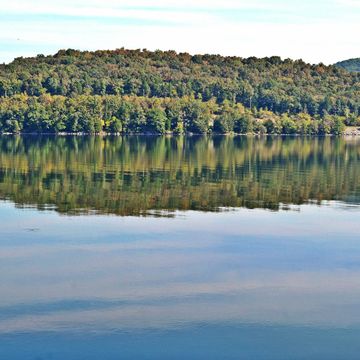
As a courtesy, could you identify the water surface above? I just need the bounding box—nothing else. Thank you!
[0,136,360,359]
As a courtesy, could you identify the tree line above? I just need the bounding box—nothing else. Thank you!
[0,94,354,134]
[1,48,360,134]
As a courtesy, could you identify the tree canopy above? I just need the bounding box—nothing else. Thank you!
[335,58,360,73]
[1,48,360,134]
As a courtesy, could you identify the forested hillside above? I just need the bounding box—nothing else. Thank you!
[1,48,360,134]
[335,58,360,73]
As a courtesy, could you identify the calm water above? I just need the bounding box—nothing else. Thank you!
[0,136,360,359]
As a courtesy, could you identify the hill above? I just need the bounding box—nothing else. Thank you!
[0,48,360,134]
[335,58,360,72]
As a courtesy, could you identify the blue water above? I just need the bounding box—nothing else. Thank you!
[1,201,360,359]
[1,136,360,359]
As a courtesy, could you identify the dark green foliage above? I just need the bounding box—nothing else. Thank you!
[335,58,360,73]
[108,116,122,133]
[1,48,359,134]
[281,115,298,134]
[145,108,167,134]
[213,114,233,133]
[183,100,212,134]
[234,114,254,134]
[344,114,360,126]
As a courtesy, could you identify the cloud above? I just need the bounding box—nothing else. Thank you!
[334,0,360,7]
[0,0,360,64]
[1,0,275,15]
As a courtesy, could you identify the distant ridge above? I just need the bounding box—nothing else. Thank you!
[335,58,360,72]
[0,48,359,134]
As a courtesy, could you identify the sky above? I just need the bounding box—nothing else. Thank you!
[0,0,359,65]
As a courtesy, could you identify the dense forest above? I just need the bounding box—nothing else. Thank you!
[0,136,359,215]
[335,58,360,73]
[1,48,360,134]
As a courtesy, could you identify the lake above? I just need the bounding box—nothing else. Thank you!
[0,135,360,359]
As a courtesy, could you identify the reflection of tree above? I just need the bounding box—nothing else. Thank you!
[0,136,359,216]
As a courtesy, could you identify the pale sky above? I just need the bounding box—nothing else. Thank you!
[0,0,359,64]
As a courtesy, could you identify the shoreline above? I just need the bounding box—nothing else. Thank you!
[343,127,360,136]
[0,131,359,137]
